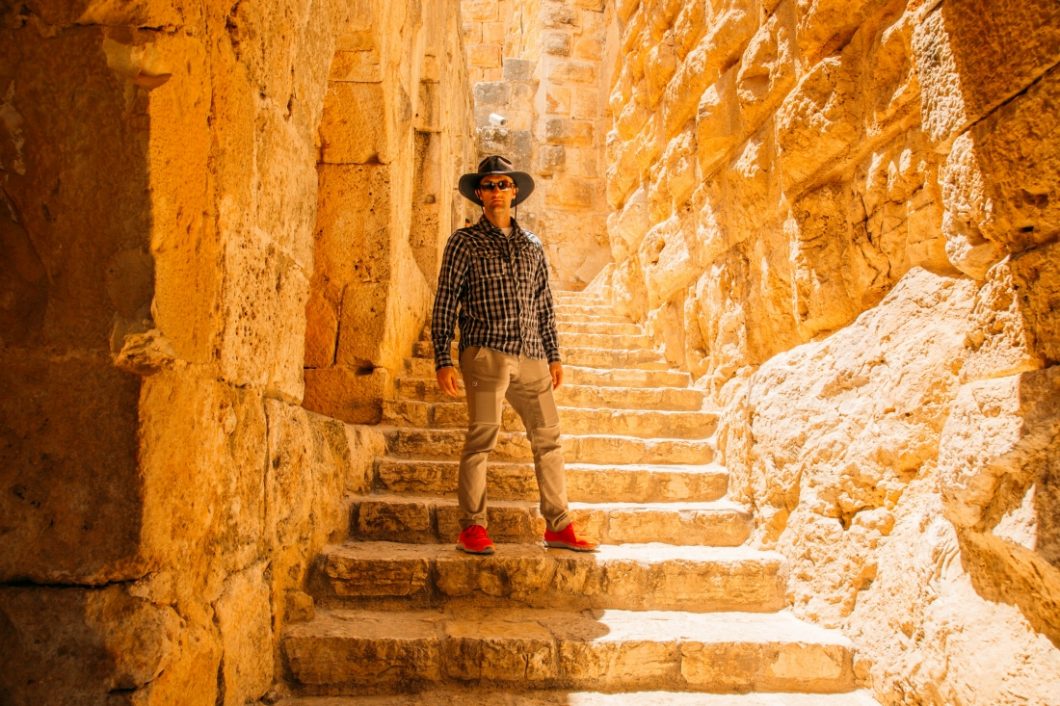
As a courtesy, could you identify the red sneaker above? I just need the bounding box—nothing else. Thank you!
[543,523,597,552]
[456,524,495,554]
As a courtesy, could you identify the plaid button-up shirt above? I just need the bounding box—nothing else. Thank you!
[431,216,560,370]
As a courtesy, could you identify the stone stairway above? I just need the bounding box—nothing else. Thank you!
[276,290,881,705]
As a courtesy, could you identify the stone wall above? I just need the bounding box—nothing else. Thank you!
[463,0,614,289]
[604,0,1059,704]
[0,1,470,704]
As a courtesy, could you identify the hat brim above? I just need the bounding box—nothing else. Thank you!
[458,170,535,207]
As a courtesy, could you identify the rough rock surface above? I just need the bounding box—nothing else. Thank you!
[600,1,1060,704]
[0,1,463,704]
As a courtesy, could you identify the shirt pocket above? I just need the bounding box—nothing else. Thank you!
[473,254,507,280]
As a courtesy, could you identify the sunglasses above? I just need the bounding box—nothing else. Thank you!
[477,181,515,192]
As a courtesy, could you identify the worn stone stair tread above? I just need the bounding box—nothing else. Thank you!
[356,492,749,519]
[314,541,785,611]
[374,458,731,503]
[394,379,707,411]
[385,428,715,464]
[323,539,782,564]
[282,607,858,691]
[275,689,882,705]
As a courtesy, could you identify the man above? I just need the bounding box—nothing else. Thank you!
[431,155,596,555]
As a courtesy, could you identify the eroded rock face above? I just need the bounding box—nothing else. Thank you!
[606,0,1059,704]
[1,1,464,704]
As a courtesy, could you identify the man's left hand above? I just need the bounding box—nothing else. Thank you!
[549,361,563,390]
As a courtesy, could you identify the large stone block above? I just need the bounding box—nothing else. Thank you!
[745,268,977,616]
[303,366,389,425]
[0,353,142,583]
[914,0,1060,144]
[320,82,390,164]
[776,56,862,191]
[215,565,274,705]
[0,585,184,706]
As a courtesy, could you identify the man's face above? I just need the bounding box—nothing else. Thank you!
[476,177,517,209]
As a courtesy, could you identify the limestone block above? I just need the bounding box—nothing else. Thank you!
[545,84,573,114]
[616,0,640,24]
[608,187,650,262]
[689,258,753,392]
[644,32,678,108]
[469,42,502,69]
[794,0,875,63]
[695,66,740,176]
[960,71,1059,256]
[736,2,796,131]
[0,26,156,352]
[482,21,506,45]
[866,10,919,131]
[303,366,389,425]
[785,183,861,339]
[320,82,390,164]
[214,565,274,705]
[543,2,577,29]
[545,117,595,146]
[571,88,601,120]
[651,126,697,216]
[639,216,697,310]
[938,133,1006,279]
[329,50,382,82]
[0,353,141,583]
[1009,240,1060,364]
[21,0,185,26]
[962,258,1046,381]
[549,59,598,84]
[503,58,534,81]
[546,177,597,209]
[673,0,707,59]
[464,0,500,22]
[663,5,758,137]
[544,30,573,56]
[776,56,862,191]
[615,91,651,140]
[938,368,1060,533]
[0,585,184,706]
[217,228,309,401]
[139,372,269,597]
[265,401,380,603]
[574,35,604,61]
[846,482,1060,706]
[445,619,557,681]
[913,0,1060,144]
[744,268,977,616]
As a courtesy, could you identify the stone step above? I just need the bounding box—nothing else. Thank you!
[561,331,654,350]
[413,341,666,371]
[385,428,715,465]
[384,400,717,439]
[559,319,642,335]
[394,378,706,410]
[555,304,627,319]
[350,495,752,547]
[404,357,692,388]
[282,607,860,694]
[563,346,668,369]
[275,690,883,706]
[374,458,730,503]
[311,542,785,612]
[564,365,692,388]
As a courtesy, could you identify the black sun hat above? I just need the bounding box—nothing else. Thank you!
[458,155,535,207]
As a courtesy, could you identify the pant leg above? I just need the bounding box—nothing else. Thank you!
[506,356,570,532]
[458,346,510,530]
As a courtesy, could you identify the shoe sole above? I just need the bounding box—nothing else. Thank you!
[456,544,495,555]
[544,540,598,552]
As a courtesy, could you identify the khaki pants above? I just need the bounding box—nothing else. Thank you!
[458,346,570,533]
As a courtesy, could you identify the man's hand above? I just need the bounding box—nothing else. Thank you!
[436,366,461,397]
[549,361,563,390]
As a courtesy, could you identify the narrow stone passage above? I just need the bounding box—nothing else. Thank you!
[276,288,882,704]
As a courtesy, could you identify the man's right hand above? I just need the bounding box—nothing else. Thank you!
[436,366,461,397]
